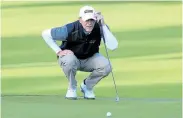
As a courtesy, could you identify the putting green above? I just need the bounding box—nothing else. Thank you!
[1,1,182,118]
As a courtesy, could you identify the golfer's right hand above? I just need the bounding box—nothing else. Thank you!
[57,50,73,57]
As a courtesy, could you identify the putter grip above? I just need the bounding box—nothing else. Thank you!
[99,20,106,43]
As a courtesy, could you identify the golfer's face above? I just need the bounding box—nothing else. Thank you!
[81,19,96,33]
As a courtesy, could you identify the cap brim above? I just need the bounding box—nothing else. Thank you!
[82,13,96,21]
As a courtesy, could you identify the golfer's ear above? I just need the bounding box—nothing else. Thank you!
[79,17,82,23]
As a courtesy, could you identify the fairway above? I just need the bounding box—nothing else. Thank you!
[1,1,182,118]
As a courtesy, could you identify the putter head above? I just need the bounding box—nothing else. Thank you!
[115,97,120,102]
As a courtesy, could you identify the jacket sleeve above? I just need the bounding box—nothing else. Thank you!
[51,25,68,40]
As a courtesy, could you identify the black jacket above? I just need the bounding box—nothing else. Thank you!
[60,20,101,59]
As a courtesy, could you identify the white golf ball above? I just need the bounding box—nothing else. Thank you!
[116,97,120,102]
[106,112,112,117]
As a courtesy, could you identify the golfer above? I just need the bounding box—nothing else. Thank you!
[42,5,117,100]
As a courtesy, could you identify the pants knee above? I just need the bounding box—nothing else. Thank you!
[102,64,112,76]
[59,54,78,70]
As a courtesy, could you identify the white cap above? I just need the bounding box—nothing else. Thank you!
[79,6,96,21]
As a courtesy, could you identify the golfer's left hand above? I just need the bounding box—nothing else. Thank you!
[95,11,105,25]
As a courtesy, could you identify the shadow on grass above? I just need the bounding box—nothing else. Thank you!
[1,25,182,65]
[115,25,181,40]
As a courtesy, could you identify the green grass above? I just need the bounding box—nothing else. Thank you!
[2,96,181,118]
[1,1,182,118]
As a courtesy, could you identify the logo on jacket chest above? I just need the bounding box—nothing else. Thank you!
[88,40,96,44]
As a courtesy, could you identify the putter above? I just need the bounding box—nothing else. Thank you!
[99,20,120,102]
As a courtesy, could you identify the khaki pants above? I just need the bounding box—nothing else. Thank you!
[58,53,112,90]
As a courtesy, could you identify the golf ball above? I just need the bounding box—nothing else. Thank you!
[116,97,120,102]
[106,112,112,117]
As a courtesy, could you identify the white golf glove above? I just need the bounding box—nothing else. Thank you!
[95,11,105,25]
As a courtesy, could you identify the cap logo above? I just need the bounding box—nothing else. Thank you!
[84,10,93,13]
